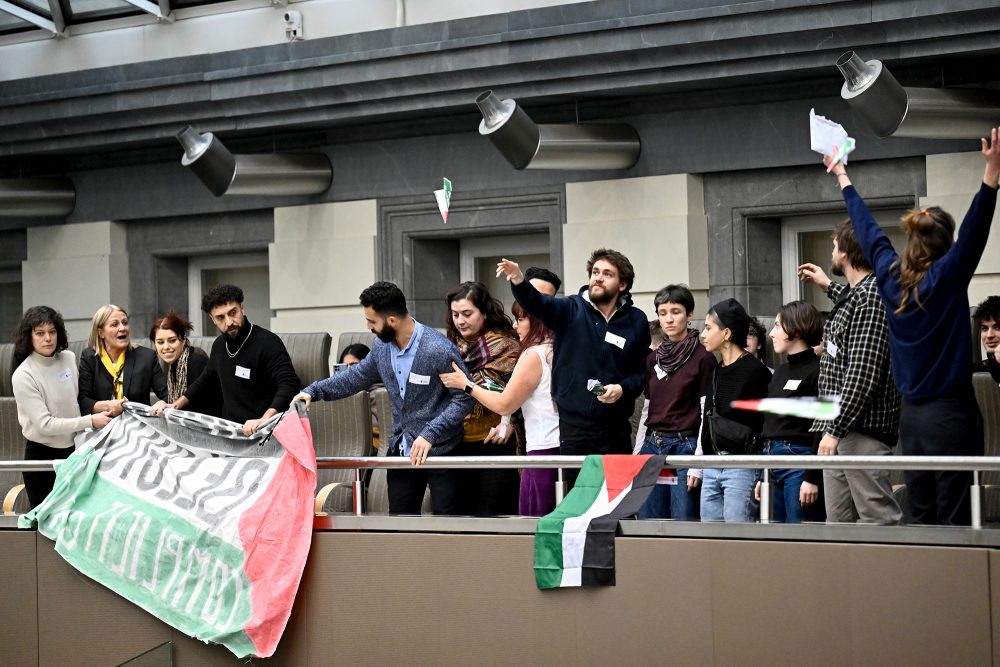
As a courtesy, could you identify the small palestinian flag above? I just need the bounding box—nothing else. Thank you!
[434,177,452,222]
[534,454,664,589]
[731,396,840,420]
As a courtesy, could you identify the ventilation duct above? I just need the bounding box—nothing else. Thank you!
[177,127,332,197]
[476,91,640,170]
[0,178,75,217]
[837,52,1000,139]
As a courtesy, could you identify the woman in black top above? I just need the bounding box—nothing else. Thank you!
[78,304,167,415]
[695,298,771,522]
[149,309,221,417]
[755,301,824,523]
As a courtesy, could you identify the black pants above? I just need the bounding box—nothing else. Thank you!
[900,386,983,526]
[387,468,463,515]
[23,441,73,510]
[558,419,633,490]
[453,438,520,517]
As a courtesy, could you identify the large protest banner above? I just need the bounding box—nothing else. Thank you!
[19,403,316,658]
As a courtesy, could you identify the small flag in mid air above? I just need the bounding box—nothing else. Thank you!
[730,396,841,420]
[809,108,856,170]
[434,177,452,223]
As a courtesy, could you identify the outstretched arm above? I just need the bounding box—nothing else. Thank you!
[983,126,1000,189]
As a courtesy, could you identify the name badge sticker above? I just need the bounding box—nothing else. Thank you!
[826,340,839,359]
[784,379,802,391]
[654,365,668,381]
[58,368,73,383]
[235,365,251,380]
[604,331,626,349]
[409,372,431,386]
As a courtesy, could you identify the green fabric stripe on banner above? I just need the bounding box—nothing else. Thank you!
[533,456,607,589]
[21,446,255,658]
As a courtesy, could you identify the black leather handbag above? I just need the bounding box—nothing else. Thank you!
[708,368,760,454]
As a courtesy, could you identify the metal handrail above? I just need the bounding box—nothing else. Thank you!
[4,455,998,527]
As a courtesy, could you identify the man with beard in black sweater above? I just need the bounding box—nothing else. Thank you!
[161,284,300,436]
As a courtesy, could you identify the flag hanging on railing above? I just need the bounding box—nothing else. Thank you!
[534,454,664,589]
[19,403,316,659]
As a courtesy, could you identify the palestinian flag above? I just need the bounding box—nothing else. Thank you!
[534,454,665,589]
[19,402,316,658]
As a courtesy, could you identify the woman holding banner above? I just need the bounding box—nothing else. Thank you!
[12,306,112,508]
[78,304,167,417]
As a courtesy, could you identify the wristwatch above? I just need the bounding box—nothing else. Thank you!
[464,382,475,394]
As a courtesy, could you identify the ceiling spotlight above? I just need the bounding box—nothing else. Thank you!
[476,91,640,170]
[177,126,332,197]
[837,51,1000,139]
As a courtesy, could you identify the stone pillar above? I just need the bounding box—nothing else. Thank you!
[22,221,129,341]
[922,151,1000,305]
[564,174,709,317]
[270,199,377,356]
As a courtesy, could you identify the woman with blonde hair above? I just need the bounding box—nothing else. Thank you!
[78,304,167,416]
[824,126,1000,525]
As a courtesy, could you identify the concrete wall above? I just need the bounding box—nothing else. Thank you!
[21,221,128,340]
[2,527,997,666]
[270,199,377,349]
[565,174,709,318]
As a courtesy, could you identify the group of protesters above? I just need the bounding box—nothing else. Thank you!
[11,130,1000,526]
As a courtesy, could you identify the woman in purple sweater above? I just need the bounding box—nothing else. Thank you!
[823,126,1000,525]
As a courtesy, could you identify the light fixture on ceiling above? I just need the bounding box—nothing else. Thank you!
[837,51,1000,139]
[177,127,332,197]
[475,91,640,170]
[0,178,75,218]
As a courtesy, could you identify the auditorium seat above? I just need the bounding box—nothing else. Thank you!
[278,332,332,388]
[0,397,29,514]
[0,343,14,397]
[311,391,373,513]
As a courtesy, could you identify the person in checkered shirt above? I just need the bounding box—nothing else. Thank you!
[798,220,902,525]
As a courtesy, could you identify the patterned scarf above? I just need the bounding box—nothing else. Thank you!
[99,344,126,400]
[166,345,191,404]
[456,330,520,422]
[654,328,700,380]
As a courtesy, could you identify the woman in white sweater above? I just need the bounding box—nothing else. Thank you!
[12,306,112,508]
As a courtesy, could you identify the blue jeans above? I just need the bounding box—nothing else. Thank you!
[700,467,757,522]
[637,432,699,520]
[765,439,813,524]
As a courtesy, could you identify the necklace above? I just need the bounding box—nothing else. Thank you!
[225,323,253,358]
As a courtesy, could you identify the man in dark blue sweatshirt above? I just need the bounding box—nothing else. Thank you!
[498,249,650,469]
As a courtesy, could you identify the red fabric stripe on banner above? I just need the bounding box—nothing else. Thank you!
[601,454,653,502]
[238,411,316,657]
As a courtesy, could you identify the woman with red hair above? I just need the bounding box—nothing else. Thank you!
[824,126,1000,525]
[149,309,222,417]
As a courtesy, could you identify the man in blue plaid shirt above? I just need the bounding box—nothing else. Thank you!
[799,219,902,524]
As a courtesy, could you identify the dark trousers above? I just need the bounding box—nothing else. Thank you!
[23,440,73,510]
[454,438,520,517]
[387,468,463,515]
[900,387,983,526]
[559,419,633,490]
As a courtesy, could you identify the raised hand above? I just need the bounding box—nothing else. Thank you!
[982,126,1000,187]
[495,258,524,285]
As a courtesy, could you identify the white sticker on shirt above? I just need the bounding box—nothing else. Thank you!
[604,331,626,349]
[408,372,431,386]
[235,365,251,380]
[654,365,668,381]
[784,379,802,391]
[58,368,73,383]
[826,340,839,358]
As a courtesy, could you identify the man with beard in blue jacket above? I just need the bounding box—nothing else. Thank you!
[498,249,651,485]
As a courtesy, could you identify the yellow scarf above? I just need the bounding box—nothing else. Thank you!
[99,345,126,400]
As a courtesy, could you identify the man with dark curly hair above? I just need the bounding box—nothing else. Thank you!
[974,295,1000,382]
[162,284,299,435]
